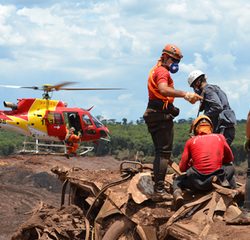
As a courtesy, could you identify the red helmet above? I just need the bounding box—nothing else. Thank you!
[162,44,183,60]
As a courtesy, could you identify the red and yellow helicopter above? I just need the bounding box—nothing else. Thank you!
[0,82,122,154]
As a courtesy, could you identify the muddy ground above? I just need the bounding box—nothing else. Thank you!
[0,154,250,240]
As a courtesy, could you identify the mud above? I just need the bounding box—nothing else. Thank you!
[0,155,120,240]
[0,154,250,240]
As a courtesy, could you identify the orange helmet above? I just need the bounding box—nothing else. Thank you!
[191,115,213,135]
[162,44,183,60]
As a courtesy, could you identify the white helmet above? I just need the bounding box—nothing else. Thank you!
[188,70,205,87]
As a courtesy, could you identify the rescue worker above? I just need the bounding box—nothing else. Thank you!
[187,70,236,146]
[172,115,236,208]
[143,44,202,194]
[65,127,81,158]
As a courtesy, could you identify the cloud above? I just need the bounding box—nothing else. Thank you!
[0,0,249,121]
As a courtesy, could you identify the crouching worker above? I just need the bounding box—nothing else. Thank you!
[65,127,81,158]
[173,115,236,208]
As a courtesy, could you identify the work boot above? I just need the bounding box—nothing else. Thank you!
[173,189,184,210]
[152,181,172,202]
[154,181,166,194]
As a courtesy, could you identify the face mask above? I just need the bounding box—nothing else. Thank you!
[169,62,179,74]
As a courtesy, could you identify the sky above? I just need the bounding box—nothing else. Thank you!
[0,0,249,122]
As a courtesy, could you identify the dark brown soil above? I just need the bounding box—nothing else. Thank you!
[0,154,120,240]
[0,154,250,240]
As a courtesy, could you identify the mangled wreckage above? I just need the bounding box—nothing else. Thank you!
[12,161,246,240]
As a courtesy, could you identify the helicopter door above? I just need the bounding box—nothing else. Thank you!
[45,111,66,140]
[63,112,82,134]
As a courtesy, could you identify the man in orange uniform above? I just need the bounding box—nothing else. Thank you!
[65,127,81,158]
[143,43,202,194]
[172,115,236,207]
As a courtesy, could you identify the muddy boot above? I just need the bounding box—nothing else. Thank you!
[173,189,184,210]
[154,181,166,194]
[152,181,172,202]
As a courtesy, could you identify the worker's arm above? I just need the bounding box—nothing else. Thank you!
[202,85,223,116]
[179,141,191,172]
[221,135,234,163]
[158,82,202,104]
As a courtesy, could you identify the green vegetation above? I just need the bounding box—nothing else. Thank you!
[0,130,24,156]
[0,120,247,167]
[95,121,247,165]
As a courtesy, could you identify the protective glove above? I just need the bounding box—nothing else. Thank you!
[184,92,203,104]
[244,138,250,152]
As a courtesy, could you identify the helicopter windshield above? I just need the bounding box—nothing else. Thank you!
[91,115,104,128]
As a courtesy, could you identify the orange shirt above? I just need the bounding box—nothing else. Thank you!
[147,62,174,108]
[68,134,80,143]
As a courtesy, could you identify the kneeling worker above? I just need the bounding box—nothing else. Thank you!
[173,115,236,208]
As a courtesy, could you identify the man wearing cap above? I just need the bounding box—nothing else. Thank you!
[143,44,202,194]
[187,70,236,146]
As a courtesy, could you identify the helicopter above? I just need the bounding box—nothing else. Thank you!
[0,82,122,155]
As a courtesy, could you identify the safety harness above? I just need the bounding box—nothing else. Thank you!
[148,60,174,109]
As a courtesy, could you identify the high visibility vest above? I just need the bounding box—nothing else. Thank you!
[148,61,174,109]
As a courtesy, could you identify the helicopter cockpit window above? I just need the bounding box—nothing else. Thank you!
[82,115,92,126]
[91,115,104,128]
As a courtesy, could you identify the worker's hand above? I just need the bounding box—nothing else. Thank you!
[244,138,250,152]
[184,92,203,104]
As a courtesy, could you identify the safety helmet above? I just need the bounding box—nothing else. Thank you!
[70,127,75,131]
[187,70,205,87]
[191,115,213,135]
[162,44,183,60]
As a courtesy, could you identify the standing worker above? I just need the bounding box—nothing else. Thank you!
[143,44,202,194]
[65,127,81,158]
[187,70,236,145]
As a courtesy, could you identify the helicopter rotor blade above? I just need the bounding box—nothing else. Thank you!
[0,84,24,89]
[21,86,40,90]
[0,83,125,93]
[59,87,125,91]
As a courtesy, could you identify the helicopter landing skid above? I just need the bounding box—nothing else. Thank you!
[19,138,67,155]
[19,138,94,156]
[78,146,94,156]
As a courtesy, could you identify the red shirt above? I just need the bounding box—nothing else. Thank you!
[179,134,234,174]
[148,65,174,100]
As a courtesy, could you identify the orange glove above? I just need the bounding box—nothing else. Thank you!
[184,92,203,104]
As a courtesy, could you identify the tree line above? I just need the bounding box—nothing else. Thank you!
[92,120,247,166]
[0,120,247,167]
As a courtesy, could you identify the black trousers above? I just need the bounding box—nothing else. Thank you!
[173,164,237,192]
[219,126,235,146]
[144,113,174,186]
